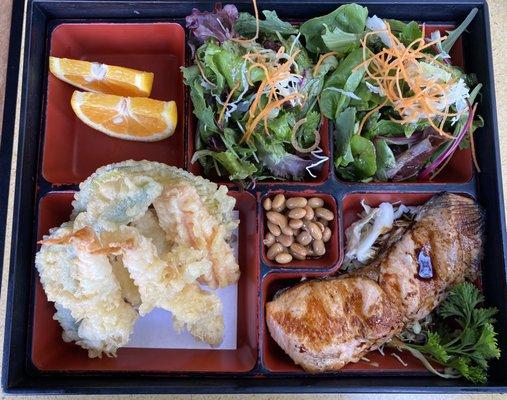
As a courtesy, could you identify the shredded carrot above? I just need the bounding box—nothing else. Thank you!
[218,82,240,124]
[430,152,453,180]
[227,3,306,143]
[242,93,304,142]
[313,52,339,76]
[469,126,481,172]
[232,0,259,45]
[241,48,303,142]
[358,100,388,136]
[195,59,216,88]
[355,22,464,138]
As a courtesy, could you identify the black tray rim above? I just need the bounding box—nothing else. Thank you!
[2,0,507,394]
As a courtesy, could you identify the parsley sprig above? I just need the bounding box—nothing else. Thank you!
[391,282,500,384]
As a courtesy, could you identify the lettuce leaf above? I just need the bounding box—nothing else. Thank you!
[300,3,368,53]
[350,135,377,178]
[213,48,244,90]
[186,3,239,45]
[192,150,257,181]
[441,8,478,53]
[333,107,356,167]
[320,48,364,119]
[235,10,297,36]
[387,19,422,46]
[374,139,395,181]
[322,25,363,54]
[256,138,313,179]
[182,65,218,137]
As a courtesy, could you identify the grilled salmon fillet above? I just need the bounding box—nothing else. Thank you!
[266,193,484,372]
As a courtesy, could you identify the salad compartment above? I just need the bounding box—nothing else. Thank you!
[331,25,473,185]
[2,0,507,394]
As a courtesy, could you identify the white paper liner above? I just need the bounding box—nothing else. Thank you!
[125,211,239,350]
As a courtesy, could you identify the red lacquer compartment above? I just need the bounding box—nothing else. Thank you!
[32,191,258,372]
[262,192,449,373]
[260,190,340,269]
[333,26,473,185]
[262,272,433,374]
[187,117,331,186]
[43,23,185,185]
[342,191,437,230]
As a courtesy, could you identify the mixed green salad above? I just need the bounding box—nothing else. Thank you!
[183,3,482,183]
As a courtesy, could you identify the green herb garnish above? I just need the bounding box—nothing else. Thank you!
[391,282,500,384]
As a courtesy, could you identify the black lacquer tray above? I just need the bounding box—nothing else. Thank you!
[1,0,506,394]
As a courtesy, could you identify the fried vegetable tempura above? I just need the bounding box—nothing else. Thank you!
[36,160,239,357]
[154,183,240,289]
[36,225,139,357]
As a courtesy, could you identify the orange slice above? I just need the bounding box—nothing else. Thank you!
[71,91,177,142]
[49,56,154,97]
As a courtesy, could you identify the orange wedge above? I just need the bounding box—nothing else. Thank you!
[71,91,177,141]
[49,56,154,97]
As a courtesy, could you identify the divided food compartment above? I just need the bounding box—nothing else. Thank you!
[33,191,259,372]
[42,23,186,185]
[260,192,445,374]
[14,2,502,391]
[260,190,341,269]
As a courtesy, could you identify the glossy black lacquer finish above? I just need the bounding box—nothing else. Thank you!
[1,0,506,394]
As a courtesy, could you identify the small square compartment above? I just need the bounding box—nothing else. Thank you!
[260,191,340,269]
[333,26,473,185]
[32,191,259,372]
[261,272,434,374]
[342,191,438,230]
[187,117,331,186]
[42,23,186,185]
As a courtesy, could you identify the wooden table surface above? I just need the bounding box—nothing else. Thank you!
[0,0,506,399]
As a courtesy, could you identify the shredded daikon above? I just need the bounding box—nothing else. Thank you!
[241,47,305,142]
[345,201,418,264]
[357,21,471,138]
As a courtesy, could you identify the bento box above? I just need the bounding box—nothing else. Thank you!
[1,0,507,394]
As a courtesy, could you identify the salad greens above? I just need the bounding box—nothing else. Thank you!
[392,282,500,384]
[184,4,329,182]
[183,3,482,183]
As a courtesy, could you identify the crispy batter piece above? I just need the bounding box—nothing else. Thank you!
[154,183,240,289]
[36,224,139,358]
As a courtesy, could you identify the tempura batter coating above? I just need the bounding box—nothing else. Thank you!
[36,161,238,356]
[36,225,139,357]
[153,183,240,289]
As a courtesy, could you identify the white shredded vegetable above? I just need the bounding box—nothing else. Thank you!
[345,201,418,264]
[365,81,385,96]
[366,16,393,48]
[323,87,361,100]
[430,30,451,60]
